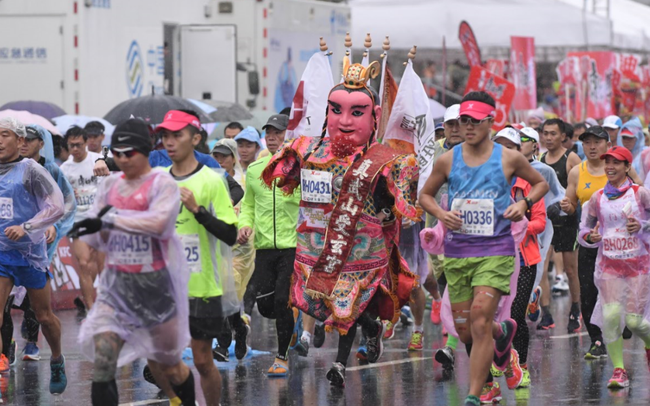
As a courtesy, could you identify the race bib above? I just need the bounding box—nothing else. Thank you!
[107,231,153,266]
[179,234,202,273]
[301,170,332,204]
[451,198,494,236]
[0,198,13,220]
[76,189,96,208]
[603,230,642,260]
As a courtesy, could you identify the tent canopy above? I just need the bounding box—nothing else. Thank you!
[351,0,612,50]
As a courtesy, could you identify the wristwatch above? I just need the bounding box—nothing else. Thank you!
[524,197,533,211]
[22,223,32,232]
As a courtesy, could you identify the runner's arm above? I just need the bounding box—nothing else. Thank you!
[237,170,256,230]
[419,151,451,220]
[512,152,549,204]
[578,196,601,248]
[50,165,77,237]
[567,151,581,174]
[527,197,546,235]
[23,162,65,240]
[562,165,580,215]
[194,208,237,246]
[225,174,244,205]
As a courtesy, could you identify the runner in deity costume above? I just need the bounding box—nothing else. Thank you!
[262,55,421,387]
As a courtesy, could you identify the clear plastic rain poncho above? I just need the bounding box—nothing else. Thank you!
[578,184,650,344]
[420,196,529,339]
[78,169,190,366]
[0,154,64,271]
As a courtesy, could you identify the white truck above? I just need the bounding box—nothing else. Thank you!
[0,0,350,117]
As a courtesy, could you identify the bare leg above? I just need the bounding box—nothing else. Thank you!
[27,283,61,358]
[563,250,580,305]
[423,273,441,300]
[303,315,316,335]
[71,238,97,309]
[0,278,15,356]
[146,362,177,400]
[410,287,426,328]
[467,287,501,398]
[92,332,124,382]
[540,247,553,309]
[191,338,222,406]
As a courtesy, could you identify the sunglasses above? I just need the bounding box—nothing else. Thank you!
[111,149,138,158]
[520,136,537,143]
[459,116,492,126]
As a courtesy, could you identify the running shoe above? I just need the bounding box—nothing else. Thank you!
[584,340,607,360]
[567,307,581,334]
[435,346,455,370]
[536,313,555,330]
[49,355,67,394]
[518,366,531,388]
[73,297,87,322]
[430,299,442,325]
[314,322,326,348]
[326,362,346,388]
[407,331,424,351]
[504,349,523,390]
[289,309,303,349]
[383,320,395,339]
[8,340,16,367]
[234,323,250,360]
[552,274,569,293]
[267,358,289,377]
[294,337,309,357]
[493,319,517,371]
[356,334,368,361]
[490,363,504,378]
[527,286,542,322]
[23,342,40,361]
[479,382,502,404]
[143,364,159,387]
[0,355,8,373]
[622,326,633,340]
[400,306,413,325]
[607,368,629,389]
[366,320,386,363]
[212,346,229,362]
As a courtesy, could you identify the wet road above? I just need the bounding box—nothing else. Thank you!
[4,295,650,405]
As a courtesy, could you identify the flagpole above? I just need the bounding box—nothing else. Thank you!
[442,36,447,106]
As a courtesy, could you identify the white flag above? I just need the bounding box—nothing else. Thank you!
[286,51,334,139]
[384,60,435,195]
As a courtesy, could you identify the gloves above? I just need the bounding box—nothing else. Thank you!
[68,218,103,239]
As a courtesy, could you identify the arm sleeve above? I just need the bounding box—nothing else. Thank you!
[23,161,64,242]
[50,164,77,237]
[238,170,256,230]
[225,174,244,205]
[527,197,547,235]
[194,209,237,246]
[104,157,120,172]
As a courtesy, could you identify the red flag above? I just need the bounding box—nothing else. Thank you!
[510,36,537,110]
[377,64,399,144]
[458,21,482,68]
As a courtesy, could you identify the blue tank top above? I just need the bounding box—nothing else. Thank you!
[445,143,515,258]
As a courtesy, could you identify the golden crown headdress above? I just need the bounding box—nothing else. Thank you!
[342,56,380,90]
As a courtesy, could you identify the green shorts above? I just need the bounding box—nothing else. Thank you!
[444,256,515,304]
[428,253,445,281]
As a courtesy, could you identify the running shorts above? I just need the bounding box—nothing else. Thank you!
[444,256,515,304]
[188,296,226,341]
[0,263,51,289]
[551,225,578,252]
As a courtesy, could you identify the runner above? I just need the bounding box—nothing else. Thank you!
[617,117,646,178]
[72,118,196,406]
[262,56,420,387]
[419,92,548,406]
[84,121,107,155]
[223,122,244,139]
[0,117,67,395]
[237,117,303,377]
[493,128,547,391]
[235,127,263,172]
[60,125,104,319]
[157,111,239,404]
[0,125,77,366]
[602,115,622,146]
[539,118,582,333]
[578,145,650,389]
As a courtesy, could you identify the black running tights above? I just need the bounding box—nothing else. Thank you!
[335,313,378,366]
[2,295,39,357]
[578,246,603,344]
[511,264,537,365]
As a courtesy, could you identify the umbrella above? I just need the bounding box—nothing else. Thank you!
[0,110,60,135]
[104,94,213,125]
[188,99,253,122]
[0,100,66,120]
[53,115,115,137]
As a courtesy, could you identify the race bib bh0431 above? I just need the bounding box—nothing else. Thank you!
[301,169,333,204]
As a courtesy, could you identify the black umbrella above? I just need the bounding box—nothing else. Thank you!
[103,94,213,125]
[191,99,253,122]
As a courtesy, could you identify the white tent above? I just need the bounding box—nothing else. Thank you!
[351,0,612,50]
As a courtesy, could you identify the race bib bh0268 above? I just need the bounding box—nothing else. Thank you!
[451,198,495,236]
[179,234,202,273]
[301,169,333,204]
[107,231,153,266]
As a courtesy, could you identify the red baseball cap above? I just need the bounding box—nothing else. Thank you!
[459,100,496,120]
[600,146,633,163]
[156,110,201,132]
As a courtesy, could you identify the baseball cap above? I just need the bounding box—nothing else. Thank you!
[211,138,237,157]
[459,100,496,120]
[111,118,153,157]
[435,122,444,131]
[262,114,289,132]
[0,117,26,138]
[493,128,521,146]
[155,110,201,132]
[620,128,636,138]
[234,126,263,148]
[25,125,43,140]
[602,115,622,130]
[601,146,633,163]
[579,125,609,141]
[520,127,539,143]
[84,121,105,136]
[443,104,460,123]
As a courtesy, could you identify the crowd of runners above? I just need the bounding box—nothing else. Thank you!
[0,57,650,406]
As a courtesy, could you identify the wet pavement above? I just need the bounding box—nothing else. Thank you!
[4,294,650,405]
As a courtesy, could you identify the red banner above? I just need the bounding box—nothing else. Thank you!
[464,66,516,131]
[485,59,508,78]
[510,37,537,110]
[458,21,482,68]
[567,51,615,121]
